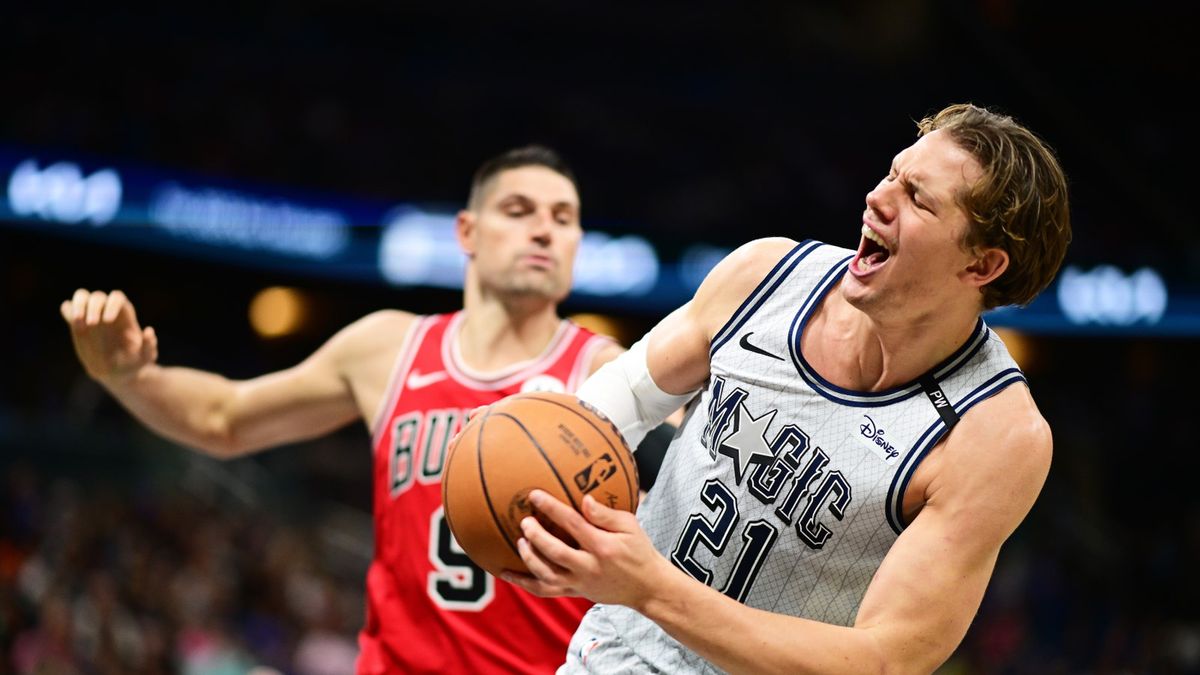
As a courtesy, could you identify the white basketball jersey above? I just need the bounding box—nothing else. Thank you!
[575,240,1026,673]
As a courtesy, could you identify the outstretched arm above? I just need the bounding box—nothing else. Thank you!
[62,289,409,458]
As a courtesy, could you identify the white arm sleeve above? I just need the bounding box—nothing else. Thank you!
[576,338,698,450]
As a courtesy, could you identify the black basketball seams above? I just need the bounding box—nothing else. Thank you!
[440,414,468,541]
[475,407,525,560]
[491,411,581,509]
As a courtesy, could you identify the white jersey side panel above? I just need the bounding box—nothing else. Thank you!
[572,240,1026,674]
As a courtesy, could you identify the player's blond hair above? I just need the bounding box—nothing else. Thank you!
[919,104,1072,309]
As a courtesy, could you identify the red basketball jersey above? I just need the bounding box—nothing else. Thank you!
[359,311,615,674]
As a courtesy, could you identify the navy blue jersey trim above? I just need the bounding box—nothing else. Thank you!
[787,258,989,407]
[885,368,1027,534]
[710,240,819,358]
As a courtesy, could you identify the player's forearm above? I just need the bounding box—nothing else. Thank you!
[577,339,698,449]
[100,364,245,457]
[638,564,895,675]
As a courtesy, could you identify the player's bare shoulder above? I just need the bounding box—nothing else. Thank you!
[318,309,422,425]
[693,237,801,338]
[957,383,1052,474]
[325,309,420,371]
[925,384,1052,535]
[586,339,626,377]
[715,237,799,287]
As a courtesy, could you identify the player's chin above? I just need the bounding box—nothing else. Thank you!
[508,277,569,300]
[839,273,879,309]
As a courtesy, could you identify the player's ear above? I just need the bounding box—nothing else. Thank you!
[455,210,477,257]
[960,246,1009,289]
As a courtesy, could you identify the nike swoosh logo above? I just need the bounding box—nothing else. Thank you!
[739,332,783,361]
[406,369,449,390]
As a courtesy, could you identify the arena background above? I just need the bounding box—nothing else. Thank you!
[2,2,1198,673]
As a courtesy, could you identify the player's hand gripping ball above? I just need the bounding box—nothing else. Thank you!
[441,392,639,578]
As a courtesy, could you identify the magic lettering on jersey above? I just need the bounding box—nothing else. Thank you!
[699,376,853,550]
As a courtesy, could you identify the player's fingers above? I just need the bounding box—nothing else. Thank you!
[120,293,140,326]
[519,510,591,570]
[141,327,158,363]
[517,536,559,577]
[527,489,600,546]
[71,289,91,321]
[60,300,73,323]
[465,405,488,422]
[515,535,574,589]
[580,494,637,532]
[101,290,126,323]
[500,567,563,598]
[85,291,108,326]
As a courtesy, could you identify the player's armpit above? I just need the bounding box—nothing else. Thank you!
[633,421,677,492]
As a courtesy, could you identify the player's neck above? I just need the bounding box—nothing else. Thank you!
[456,298,562,373]
[804,286,980,392]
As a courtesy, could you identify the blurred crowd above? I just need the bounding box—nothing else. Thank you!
[0,457,363,675]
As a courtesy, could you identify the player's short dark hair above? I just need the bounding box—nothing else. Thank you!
[467,145,578,209]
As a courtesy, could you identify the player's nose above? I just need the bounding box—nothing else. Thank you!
[864,181,896,222]
[529,209,553,243]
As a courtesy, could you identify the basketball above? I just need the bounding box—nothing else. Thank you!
[441,392,640,578]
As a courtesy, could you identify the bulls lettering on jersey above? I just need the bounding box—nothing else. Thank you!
[359,311,614,675]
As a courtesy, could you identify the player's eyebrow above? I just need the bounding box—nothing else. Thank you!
[907,174,942,210]
[892,163,942,212]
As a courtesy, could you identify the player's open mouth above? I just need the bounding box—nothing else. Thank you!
[851,224,892,276]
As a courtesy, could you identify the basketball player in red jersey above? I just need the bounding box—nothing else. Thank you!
[60,146,648,673]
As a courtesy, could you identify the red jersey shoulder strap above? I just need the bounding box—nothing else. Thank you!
[566,328,620,392]
[369,313,453,447]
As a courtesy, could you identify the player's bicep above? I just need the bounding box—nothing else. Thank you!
[644,302,712,395]
[851,493,1005,672]
[853,396,1052,672]
[221,327,366,453]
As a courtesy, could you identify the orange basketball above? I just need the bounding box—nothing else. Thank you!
[441,392,639,578]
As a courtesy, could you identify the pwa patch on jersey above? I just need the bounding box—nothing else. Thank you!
[520,375,565,393]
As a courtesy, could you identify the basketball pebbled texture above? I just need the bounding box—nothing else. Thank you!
[441,392,639,578]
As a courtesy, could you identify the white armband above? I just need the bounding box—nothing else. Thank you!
[576,338,697,450]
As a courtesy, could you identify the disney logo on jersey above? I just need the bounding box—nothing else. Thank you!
[857,415,900,464]
[698,376,852,550]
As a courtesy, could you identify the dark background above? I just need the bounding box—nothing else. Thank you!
[2,2,1199,674]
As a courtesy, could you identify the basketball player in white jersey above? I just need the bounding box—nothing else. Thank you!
[505,104,1072,674]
